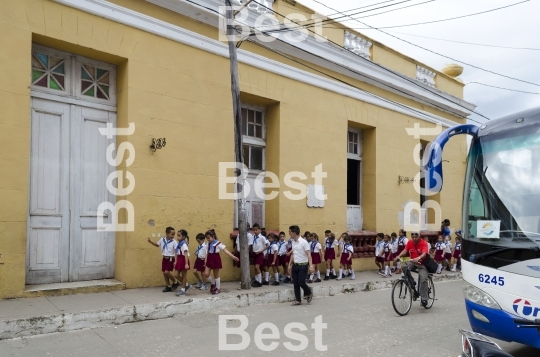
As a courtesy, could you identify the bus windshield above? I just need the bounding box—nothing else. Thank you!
[462,124,540,268]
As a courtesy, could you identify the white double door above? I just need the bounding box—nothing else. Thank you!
[27,98,116,284]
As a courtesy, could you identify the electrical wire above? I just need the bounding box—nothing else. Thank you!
[386,31,540,50]
[183,0,489,122]
[348,0,436,20]
[466,82,540,95]
[305,0,540,88]
[246,0,491,120]
[314,0,531,30]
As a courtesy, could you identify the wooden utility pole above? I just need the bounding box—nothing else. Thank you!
[225,0,250,290]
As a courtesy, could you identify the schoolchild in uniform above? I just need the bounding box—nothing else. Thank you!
[381,234,393,277]
[193,233,209,290]
[174,229,191,296]
[147,227,180,292]
[307,233,323,283]
[277,231,289,282]
[203,229,239,294]
[283,233,294,283]
[338,234,355,280]
[395,230,408,274]
[444,235,453,271]
[434,235,447,274]
[390,232,399,273]
[374,233,385,275]
[337,232,348,277]
[451,233,462,272]
[263,233,280,286]
[251,223,269,287]
[322,233,339,280]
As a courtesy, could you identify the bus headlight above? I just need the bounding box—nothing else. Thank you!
[463,284,501,310]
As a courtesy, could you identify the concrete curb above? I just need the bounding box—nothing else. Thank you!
[0,273,462,340]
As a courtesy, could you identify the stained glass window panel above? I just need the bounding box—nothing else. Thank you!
[52,74,64,89]
[52,62,65,74]
[81,80,92,92]
[83,86,95,97]
[34,76,48,87]
[98,72,109,84]
[97,86,107,99]
[32,56,45,70]
[32,69,45,82]
[35,53,48,67]
[96,68,107,79]
[82,66,93,80]
[49,57,62,68]
[99,84,109,97]
[49,77,61,90]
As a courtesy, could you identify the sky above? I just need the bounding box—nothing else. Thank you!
[293,0,540,125]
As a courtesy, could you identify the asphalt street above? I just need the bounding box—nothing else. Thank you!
[0,280,536,357]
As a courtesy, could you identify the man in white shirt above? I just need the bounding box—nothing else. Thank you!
[287,225,314,305]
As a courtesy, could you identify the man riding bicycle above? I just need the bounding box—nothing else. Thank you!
[394,230,429,307]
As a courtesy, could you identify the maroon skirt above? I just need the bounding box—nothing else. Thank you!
[340,253,352,265]
[279,254,289,265]
[397,246,405,254]
[324,248,336,260]
[391,252,397,261]
[162,256,175,272]
[206,252,222,270]
[434,250,445,261]
[375,256,384,263]
[264,255,276,267]
[312,252,322,265]
[174,255,190,271]
[453,250,461,259]
[384,251,392,261]
[445,253,452,260]
[194,258,206,272]
[254,252,264,266]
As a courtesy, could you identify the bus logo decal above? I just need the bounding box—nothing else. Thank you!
[513,299,535,316]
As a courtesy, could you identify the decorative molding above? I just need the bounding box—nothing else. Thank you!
[230,0,274,14]
[344,31,371,60]
[53,0,464,127]
[416,65,436,88]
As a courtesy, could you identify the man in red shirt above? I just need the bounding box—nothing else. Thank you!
[394,230,429,306]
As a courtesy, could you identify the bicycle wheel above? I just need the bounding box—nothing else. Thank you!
[392,279,412,316]
[422,277,436,309]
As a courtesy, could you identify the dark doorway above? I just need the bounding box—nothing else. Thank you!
[347,159,360,205]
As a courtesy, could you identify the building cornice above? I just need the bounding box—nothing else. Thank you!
[53,0,463,127]
[146,0,476,118]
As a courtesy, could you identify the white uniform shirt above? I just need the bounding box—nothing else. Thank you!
[324,238,339,250]
[157,237,177,257]
[277,240,288,256]
[207,241,226,254]
[435,241,446,252]
[195,242,207,259]
[445,239,453,253]
[291,237,311,263]
[310,241,322,253]
[427,242,432,250]
[266,242,278,257]
[398,236,409,249]
[375,240,384,256]
[342,243,354,256]
[391,239,399,254]
[236,232,254,248]
[175,240,189,256]
[252,234,268,254]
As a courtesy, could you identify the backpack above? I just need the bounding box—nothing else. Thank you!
[423,254,438,274]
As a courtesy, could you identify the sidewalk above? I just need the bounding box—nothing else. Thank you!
[0,270,462,340]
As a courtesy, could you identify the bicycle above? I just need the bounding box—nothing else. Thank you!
[391,261,436,316]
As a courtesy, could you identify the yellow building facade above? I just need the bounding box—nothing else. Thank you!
[0,0,474,298]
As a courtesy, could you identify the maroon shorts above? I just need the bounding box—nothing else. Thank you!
[254,252,264,266]
[279,254,289,265]
[194,258,206,272]
[312,252,321,265]
[206,253,222,270]
[174,255,190,271]
[391,252,397,261]
[162,256,175,272]
[434,251,445,261]
[340,253,352,265]
[384,251,392,261]
[445,253,452,261]
[324,248,336,260]
[375,256,384,263]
